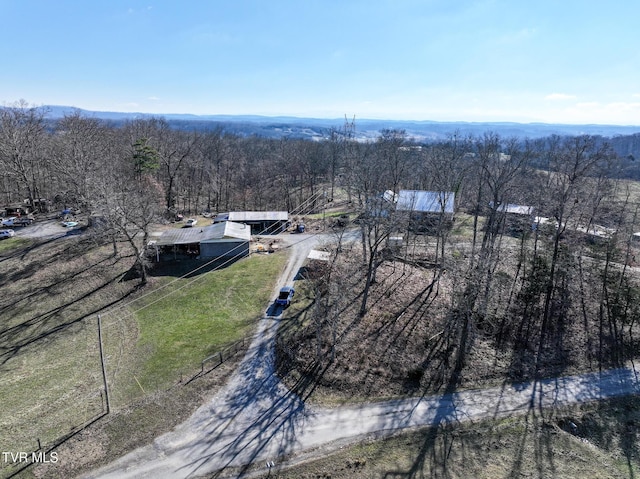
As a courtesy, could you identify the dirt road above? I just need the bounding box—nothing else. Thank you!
[80,231,640,479]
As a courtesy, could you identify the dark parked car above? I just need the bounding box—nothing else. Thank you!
[275,286,295,307]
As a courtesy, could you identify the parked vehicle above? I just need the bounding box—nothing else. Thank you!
[12,217,34,226]
[275,286,295,307]
[185,218,198,227]
[61,221,78,228]
[1,217,17,226]
[0,229,15,239]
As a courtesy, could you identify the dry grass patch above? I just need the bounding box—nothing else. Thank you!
[0,235,140,478]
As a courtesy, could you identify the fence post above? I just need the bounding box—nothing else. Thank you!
[97,315,110,414]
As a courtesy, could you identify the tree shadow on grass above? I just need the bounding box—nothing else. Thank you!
[147,256,245,279]
[0,253,125,318]
[0,272,137,369]
[376,354,640,478]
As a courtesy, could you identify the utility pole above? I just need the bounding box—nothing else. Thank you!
[323,187,327,229]
[97,315,110,414]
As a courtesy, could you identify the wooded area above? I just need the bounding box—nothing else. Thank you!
[278,127,640,393]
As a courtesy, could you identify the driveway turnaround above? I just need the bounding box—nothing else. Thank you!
[81,233,640,478]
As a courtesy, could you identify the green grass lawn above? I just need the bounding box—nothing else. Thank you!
[0,236,32,253]
[129,252,287,392]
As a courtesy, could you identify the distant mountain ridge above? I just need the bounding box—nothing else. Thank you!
[43,105,640,141]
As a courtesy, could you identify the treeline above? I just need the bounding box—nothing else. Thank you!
[0,103,331,216]
[1,102,639,219]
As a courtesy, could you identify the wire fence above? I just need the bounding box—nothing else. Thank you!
[199,337,249,377]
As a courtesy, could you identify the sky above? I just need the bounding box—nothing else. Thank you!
[1,0,639,125]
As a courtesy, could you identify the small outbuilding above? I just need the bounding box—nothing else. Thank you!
[395,190,455,233]
[575,223,615,243]
[489,202,535,216]
[488,202,535,235]
[396,190,455,216]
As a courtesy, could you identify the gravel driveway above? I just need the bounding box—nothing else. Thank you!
[11,218,82,239]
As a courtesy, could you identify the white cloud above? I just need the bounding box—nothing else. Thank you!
[548,101,640,125]
[545,93,577,101]
[148,96,160,101]
[576,102,599,108]
[604,101,640,112]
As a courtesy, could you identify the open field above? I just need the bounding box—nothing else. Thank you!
[29,354,242,479]
[0,235,137,458]
[0,232,286,478]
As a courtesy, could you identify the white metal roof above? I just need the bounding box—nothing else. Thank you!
[154,221,250,246]
[227,211,289,222]
[575,223,615,238]
[203,220,251,242]
[396,190,455,214]
[307,250,331,261]
[490,202,535,215]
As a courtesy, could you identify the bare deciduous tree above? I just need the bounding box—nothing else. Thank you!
[0,101,49,210]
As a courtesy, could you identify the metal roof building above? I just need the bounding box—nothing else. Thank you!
[154,221,250,246]
[229,211,288,222]
[396,190,456,214]
[214,211,289,234]
[152,221,251,260]
[489,202,535,216]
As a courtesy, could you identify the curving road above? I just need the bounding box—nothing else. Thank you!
[80,232,640,479]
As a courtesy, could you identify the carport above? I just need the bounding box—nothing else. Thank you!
[151,221,251,261]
